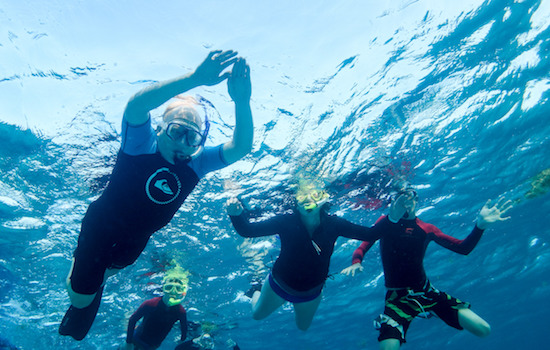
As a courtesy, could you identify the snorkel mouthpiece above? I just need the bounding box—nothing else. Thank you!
[296,184,329,212]
[162,262,190,306]
[167,296,185,306]
[304,203,318,211]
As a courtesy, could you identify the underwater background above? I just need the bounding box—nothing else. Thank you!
[1,0,549,349]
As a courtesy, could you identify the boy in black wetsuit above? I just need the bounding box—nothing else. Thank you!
[341,187,513,349]
[60,50,253,341]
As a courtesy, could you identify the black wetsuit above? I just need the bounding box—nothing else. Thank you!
[71,119,228,294]
[230,210,381,296]
[127,297,187,349]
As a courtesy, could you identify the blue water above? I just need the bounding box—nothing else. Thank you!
[1,0,549,349]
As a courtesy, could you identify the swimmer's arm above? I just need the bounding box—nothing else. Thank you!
[229,213,283,238]
[226,198,283,238]
[222,57,253,164]
[126,305,147,343]
[430,224,483,255]
[337,215,385,242]
[341,241,372,276]
[123,50,238,126]
[353,241,374,264]
[432,198,513,254]
[179,312,188,342]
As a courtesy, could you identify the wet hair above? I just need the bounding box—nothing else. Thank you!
[163,263,190,287]
[163,95,202,128]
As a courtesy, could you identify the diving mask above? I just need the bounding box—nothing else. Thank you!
[163,280,188,306]
[165,115,210,148]
[296,189,329,211]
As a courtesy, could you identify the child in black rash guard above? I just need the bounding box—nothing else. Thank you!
[226,183,387,331]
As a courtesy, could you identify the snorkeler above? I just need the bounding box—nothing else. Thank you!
[59,50,253,341]
[225,182,383,331]
[124,270,190,350]
[340,186,513,349]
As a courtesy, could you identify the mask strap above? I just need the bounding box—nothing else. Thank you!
[196,95,212,147]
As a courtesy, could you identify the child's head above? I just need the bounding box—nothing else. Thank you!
[162,265,190,306]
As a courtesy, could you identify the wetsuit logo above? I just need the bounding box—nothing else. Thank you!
[146,168,181,204]
[154,179,174,195]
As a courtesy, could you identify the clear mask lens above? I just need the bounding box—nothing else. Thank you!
[296,190,326,204]
[166,122,204,147]
[163,283,186,294]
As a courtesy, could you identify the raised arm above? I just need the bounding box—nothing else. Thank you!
[123,50,238,126]
[222,57,253,164]
[430,198,513,255]
[226,197,282,238]
[429,223,484,255]
[476,198,513,230]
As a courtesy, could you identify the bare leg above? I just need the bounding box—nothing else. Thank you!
[66,259,121,308]
[66,259,96,308]
[458,308,491,337]
[379,339,400,350]
[292,294,322,331]
[251,278,285,320]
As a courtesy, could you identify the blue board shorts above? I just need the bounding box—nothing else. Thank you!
[268,274,322,303]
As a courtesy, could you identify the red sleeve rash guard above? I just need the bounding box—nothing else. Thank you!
[126,297,187,348]
[352,215,484,289]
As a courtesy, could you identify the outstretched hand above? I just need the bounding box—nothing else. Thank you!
[341,263,364,277]
[477,198,513,230]
[228,57,251,103]
[192,50,238,86]
[226,197,244,216]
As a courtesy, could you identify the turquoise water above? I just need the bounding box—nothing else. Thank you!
[1,0,549,349]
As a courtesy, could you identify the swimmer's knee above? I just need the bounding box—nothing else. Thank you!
[474,322,491,337]
[67,282,96,309]
[458,308,491,337]
[251,308,268,321]
[379,338,401,350]
[70,293,95,309]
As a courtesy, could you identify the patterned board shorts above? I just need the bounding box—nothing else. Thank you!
[375,281,470,343]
